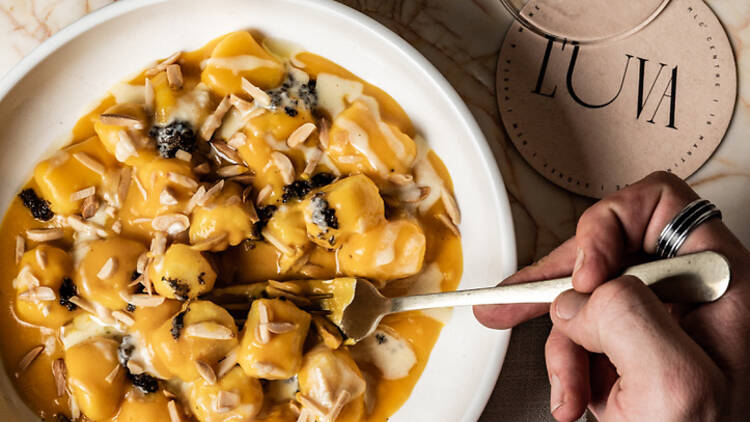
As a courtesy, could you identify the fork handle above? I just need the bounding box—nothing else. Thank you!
[390,251,730,313]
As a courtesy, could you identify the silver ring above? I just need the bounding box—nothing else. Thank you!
[656,199,722,258]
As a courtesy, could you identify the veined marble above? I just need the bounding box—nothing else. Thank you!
[0,1,748,421]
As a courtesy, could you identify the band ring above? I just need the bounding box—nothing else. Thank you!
[656,199,722,258]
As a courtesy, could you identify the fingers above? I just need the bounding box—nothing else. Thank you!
[474,238,578,329]
[545,327,589,422]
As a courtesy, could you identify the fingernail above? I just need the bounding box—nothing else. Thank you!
[572,247,584,279]
[550,374,564,413]
[555,291,587,320]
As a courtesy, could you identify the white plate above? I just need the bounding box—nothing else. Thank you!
[0,0,516,420]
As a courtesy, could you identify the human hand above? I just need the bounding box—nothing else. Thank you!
[474,172,750,421]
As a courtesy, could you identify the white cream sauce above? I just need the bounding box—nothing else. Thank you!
[335,117,387,174]
[316,73,364,118]
[350,327,417,380]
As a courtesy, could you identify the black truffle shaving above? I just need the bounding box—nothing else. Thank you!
[164,277,190,301]
[252,205,277,237]
[310,172,335,188]
[126,303,136,313]
[128,372,159,394]
[171,308,188,340]
[18,188,54,221]
[131,270,141,281]
[58,277,78,311]
[310,193,339,231]
[284,106,298,117]
[375,333,387,344]
[281,172,335,203]
[149,120,196,158]
[198,272,206,285]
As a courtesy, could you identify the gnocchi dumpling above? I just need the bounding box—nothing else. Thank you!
[149,243,217,300]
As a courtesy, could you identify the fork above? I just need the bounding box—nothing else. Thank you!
[324,251,730,342]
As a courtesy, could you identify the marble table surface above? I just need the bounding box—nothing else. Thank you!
[1,0,749,420]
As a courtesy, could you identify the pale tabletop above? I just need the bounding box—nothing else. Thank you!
[2,0,750,421]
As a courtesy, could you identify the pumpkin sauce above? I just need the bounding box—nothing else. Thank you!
[0,31,462,422]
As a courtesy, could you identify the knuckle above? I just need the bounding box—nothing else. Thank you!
[590,276,648,309]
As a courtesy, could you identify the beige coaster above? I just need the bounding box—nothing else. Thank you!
[497,0,737,198]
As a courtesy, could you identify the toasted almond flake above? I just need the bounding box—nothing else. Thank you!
[112,310,135,327]
[388,173,413,186]
[69,296,95,314]
[268,279,304,295]
[160,188,179,205]
[26,228,64,242]
[229,94,254,116]
[129,294,166,307]
[163,390,177,399]
[132,173,148,200]
[199,180,224,207]
[70,186,96,202]
[127,360,144,374]
[18,286,56,302]
[256,185,272,205]
[15,236,25,265]
[229,174,255,185]
[144,78,154,114]
[167,172,199,190]
[112,220,123,234]
[217,165,249,178]
[302,148,323,177]
[73,152,105,175]
[200,96,232,141]
[256,322,270,345]
[132,217,153,225]
[175,149,192,162]
[52,358,66,397]
[264,321,296,334]
[186,322,235,340]
[166,64,183,89]
[145,51,181,76]
[195,360,217,385]
[185,185,207,214]
[225,195,241,206]
[167,400,181,422]
[327,390,351,421]
[81,195,100,219]
[116,130,138,161]
[190,232,228,252]
[216,348,238,379]
[437,213,460,237]
[241,77,271,107]
[399,186,431,203]
[271,151,295,185]
[258,301,270,324]
[262,228,295,256]
[318,118,331,149]
[67,215,108,238]
[70,394,81,420]
[441,188,461,226]
[287,122,316,148]
[246,201,259,224]
[16,345,44,376]
[35,248,47,270]
[117,167,132,207]
[150,231,167,256]
[215,390,240,413]
[100,113,144,130]
[97,257,118,279]
[193,162,211,175]
[104,364,120,383]
[227,131,247,149]
[210,141,243,164]
[136,251,149,274]
[312,315,343,349]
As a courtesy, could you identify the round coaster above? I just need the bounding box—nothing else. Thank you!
[497,0,737,198]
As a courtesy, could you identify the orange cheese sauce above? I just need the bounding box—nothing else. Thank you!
[0,31,462,422]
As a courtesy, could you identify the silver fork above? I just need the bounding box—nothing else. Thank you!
[323,251,730,342]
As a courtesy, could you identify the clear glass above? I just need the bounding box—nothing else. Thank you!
[499,0,671,44]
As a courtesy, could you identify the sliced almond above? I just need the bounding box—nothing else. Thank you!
[144,78,154,114]
[136,251,149,274]
[190,232,228,252]
[227,131,247,149]
[166,64,183,89]
[185,322,235,340]
[437,213,460,237]
[229,94,254,116]
[210,141,243,164]
[128,294,166,307]
[312,315,343,349]
[297,394,327,418]
[67,215,108,238]
[99,113,144,130]
[97,257,118,279]
[104,364,120,383]
[262,228,295,256]
[193,162,211,175]
[200,96,232,141]
[81,195,100,219]
[195,360,217,385]
[115,130,138,161]
[287,122,316,148]
[15,235,25,265]
[160,187,179,205]
[271,151,295,185]
[132,173,148,200]
[216,348,238,379]
[52,358,66,397]
[167,400,181,422]
[18,286,56,302]
[264,321,296,334]
[35,248,47,270]
[73,152,105,176]
[267,279,304,295]
[112,220,123,234]
[127,360,144,375]
[150,231,167,256]
[145,51,181,76]
[327,390,352,422]
[214,390,240,413]
[302,148,323,177]
[388,173,413,186]
[175,149,192,162]
[26,228,64,242]
[69,296,96,314]
[16,345,44,376]
[117,167,132,207]
[256,184,273,205]
[318,118,331,149]
[441,187,461,225]
[199,180,224,207]
[112,310,135,327]
[152,213,190,235]
[186,185,207,214]
[241,77,271,107]
[167,172,199,190]
[217,165,249,178]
